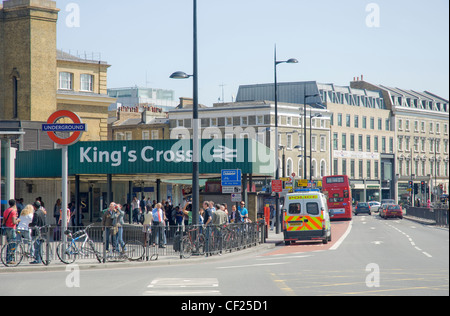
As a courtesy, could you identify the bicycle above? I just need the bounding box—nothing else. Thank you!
[1,225,52,267]
[105,240,145,262]
[181,226,205,259]
[56,224,102,264]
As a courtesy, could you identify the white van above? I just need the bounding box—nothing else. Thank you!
[283,189,332,245]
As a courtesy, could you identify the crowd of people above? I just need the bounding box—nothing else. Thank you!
[127,197,251,227]
[1,199,47,264]
[2,196,253,259]
[102,198,252,250]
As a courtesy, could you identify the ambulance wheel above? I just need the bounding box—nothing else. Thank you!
[285,241,291,246]
[323,238,328,244]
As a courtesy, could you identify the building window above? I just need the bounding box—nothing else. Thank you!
[311,135,317,152]
[342,133,347,150]
[337,114,343,126]
[320,160,326,178]
[359,160,363,178]
[151,130,159,140]
[59,72,73,90]
[333,159,339,175]
[287,134,293,150]
[142,131,150,140]
[350,134,355,151]
[320,135,326,151]
[346,114,351,127]
[354,115,359,128]
[256,115,264,125]
[333,133,338,150]
[350,160,355,178]
[80,74,94,92]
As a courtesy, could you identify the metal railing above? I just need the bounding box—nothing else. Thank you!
[406,207,449,227]
[1,222,264,265]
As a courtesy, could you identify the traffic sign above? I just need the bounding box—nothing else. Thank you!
[222,186,242,194]
[272,180,283,193]
[221,169,242,187]
[231,193,242,202]
[43,110,86,146]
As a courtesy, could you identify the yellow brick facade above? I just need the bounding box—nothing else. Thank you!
[0,0,115,142]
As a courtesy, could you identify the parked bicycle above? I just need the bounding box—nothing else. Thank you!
[181,226,205,259]
[1,225,52,267]
[56,224,102,264]
[105,240,145,262]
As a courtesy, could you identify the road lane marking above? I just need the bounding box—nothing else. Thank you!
[330,220,353,251]
[217,262,288,269]
[385,223,433,258]
[144,278,221,296]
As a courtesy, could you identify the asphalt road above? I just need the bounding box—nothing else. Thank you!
[0,214,448,297]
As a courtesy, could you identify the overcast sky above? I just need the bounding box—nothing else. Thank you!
[55,0,449,105]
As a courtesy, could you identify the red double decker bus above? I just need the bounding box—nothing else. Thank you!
[322,175,353,221]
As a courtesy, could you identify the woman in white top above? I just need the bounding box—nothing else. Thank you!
[17,204,35,252]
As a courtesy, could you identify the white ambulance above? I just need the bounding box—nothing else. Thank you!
[283,189,333,245]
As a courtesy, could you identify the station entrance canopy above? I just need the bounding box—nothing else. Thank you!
[16,139,275,180]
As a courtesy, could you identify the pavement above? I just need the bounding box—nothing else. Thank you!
[0,228,285,273]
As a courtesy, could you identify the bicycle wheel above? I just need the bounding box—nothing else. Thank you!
[39,240,52,266]
[82,240,103,263]
[1,243,24,267]
[56,242,77,264]
[124,240,145,261]
[181,236,193,259]
[196,234,205,255]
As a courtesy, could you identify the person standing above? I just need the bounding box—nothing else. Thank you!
[102,203,115,252]
[29,201,46,264]
[152,203,166,248]
[2,200,20,265]
[229,205,242,224]
[238,201,249,223]
[114,204,126,252]
[17,204,35,253]
[131,196,140,224]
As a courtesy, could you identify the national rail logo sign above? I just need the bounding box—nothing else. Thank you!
[43,110,86,146]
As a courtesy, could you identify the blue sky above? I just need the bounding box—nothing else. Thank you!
[55,0,449,105]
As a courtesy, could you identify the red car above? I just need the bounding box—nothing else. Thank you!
[380,204,403,219]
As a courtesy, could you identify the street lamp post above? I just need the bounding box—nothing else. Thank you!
[274,45,298,234]
[302,91,320,181]
[309,110,322,182]
[170,0,200,225]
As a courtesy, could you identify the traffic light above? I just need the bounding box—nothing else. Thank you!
[408,180,413,189]
[421,181,426,193]
[414,183,419,195]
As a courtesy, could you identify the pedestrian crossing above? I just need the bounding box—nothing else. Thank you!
[143,278,221,296]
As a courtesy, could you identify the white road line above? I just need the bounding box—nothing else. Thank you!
[144,278,221,296]
[216,262,288,269]
[330,220,353,251]
[385,223,433,258]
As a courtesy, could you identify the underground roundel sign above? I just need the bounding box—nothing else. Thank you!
[42,110,86,146]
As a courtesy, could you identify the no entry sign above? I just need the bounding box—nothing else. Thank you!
[43,110,86,146]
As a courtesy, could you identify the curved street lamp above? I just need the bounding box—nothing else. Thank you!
[274,45,298,234]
